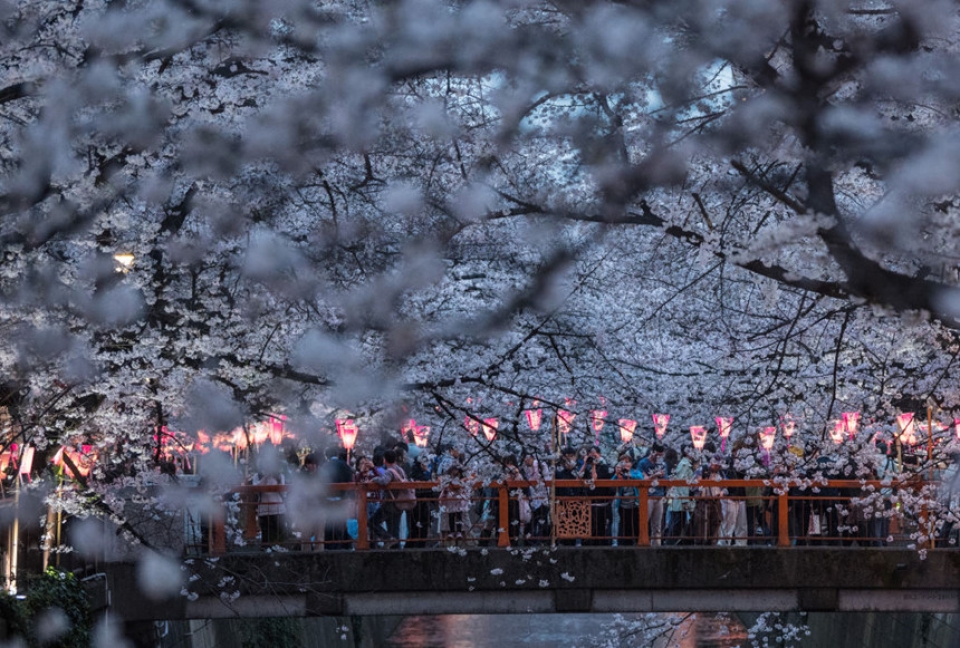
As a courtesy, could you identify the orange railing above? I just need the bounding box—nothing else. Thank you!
[198,477,930,555]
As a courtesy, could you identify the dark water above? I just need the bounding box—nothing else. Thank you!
[384,613,748,647]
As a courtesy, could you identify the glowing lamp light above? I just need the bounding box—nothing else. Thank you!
[113,252,135,272]
[690,425,708,450]
[829,419,845,444]
[618,419,637,443]
[413,425,430,448]
[842,412,860,438]
[482,418,499,442]
[896,413,917,445]
[653,413,670,439]
[781,415,796,439]
[954,418,960,442]
[760,426,776,450]
[335,419,359,452]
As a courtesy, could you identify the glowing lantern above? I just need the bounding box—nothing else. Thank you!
[19,446,34,481]
[896,413,917,445]
[252,421,269,446]
[842,412,860,439]
[413,425,430,448]
[465,416,480,436]
[482,418,499,442]
[591,409,607,444]
[781,415,796,439]
[269,415,286,445]
[335,419,359,458]
[954,418,960,442]
[591,410,607,432]
[716,417,733,452]
[525,402,543,432]
[653,413,670,439]
[829,420,845,444]
[760,426,776,450]
[618,419,637,443]
[690,425,708,450]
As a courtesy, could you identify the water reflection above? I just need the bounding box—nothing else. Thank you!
[385,613,748,647]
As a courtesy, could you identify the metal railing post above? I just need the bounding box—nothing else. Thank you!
[778,490,790,547]
[498,482,511,548]
[356,484,369,550]
[638,485,650,547]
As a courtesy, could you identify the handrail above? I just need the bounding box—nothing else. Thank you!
[206,477,929,555]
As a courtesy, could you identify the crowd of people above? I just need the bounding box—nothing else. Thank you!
[244,431,938,550]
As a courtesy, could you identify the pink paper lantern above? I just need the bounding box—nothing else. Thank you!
[335,419,359,451]
[525,405,543,432]
[760,426,776,450]
[465,416,480,436]
[842,412,860,438]
[591,410,607,432]
[690,426,708,449]
[896,413,917,445]
[653,413,670,438]
[482,418,499,442]
[829,419,845,444]
[413,425,430,448]
[618,419,637,443]
[716,417,733,439]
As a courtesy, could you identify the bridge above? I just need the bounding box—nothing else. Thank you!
[75,477,960,619]
[93,547,960,620]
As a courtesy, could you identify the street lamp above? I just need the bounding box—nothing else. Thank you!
[113,252,135,273]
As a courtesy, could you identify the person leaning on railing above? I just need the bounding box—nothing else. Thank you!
[614,453,642,545]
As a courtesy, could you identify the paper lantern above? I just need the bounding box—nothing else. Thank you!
[591,410,607,432]
[690,425,707,449]
[842,412,860,438]
[618,419,637,443]
[829,419,845,444]
[335,419,359,451]
[465,416,480,436]
[760,426,776,450]
[413,425,430,448]
[896,413,917,445]
[482,418,499,442]
[525,405,543,432]
[653,413,670,438]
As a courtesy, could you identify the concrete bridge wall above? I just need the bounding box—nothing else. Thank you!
[92,548,960,620]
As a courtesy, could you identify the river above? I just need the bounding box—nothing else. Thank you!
[384,613,749,647]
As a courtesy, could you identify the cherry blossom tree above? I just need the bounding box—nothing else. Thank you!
[0,0,959,576]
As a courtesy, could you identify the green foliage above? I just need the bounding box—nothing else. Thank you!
[0,568,93,648]
[237,617,301,648]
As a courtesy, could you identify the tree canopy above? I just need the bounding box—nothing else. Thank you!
[1,0,960,548]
